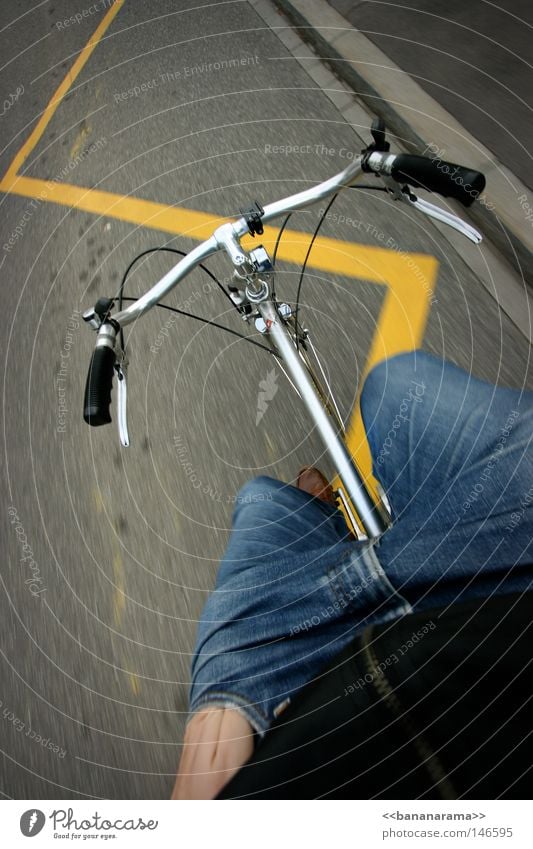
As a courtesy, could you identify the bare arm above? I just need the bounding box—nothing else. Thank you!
[171,707,254,799]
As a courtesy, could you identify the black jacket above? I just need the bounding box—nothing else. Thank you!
[219,592,533,799]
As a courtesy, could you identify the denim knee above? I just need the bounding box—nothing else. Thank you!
[235,476,280,503]
[232,476,286,520]
[361,350,437,427]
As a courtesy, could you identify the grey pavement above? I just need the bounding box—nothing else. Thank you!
[326,0,532,191]
[0,0,531,799]
[273,0,533,292]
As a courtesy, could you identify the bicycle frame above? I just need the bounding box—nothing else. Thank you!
[258,300,389,538]
[86,136,484,539]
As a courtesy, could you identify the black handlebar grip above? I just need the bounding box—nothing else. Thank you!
[83,346,115,426]
[390,154,486,207]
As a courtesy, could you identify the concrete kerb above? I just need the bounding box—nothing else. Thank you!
[271,0,533,290]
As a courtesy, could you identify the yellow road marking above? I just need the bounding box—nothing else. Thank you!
[69,119,91,160]
[0,0,438,499]
[264,433,276,460]
[335,258,437,501]
[112,551,125,626]
[93,488,105,514]
[0,173,228,237]
[2,0,124,185]
[0,173,436,283]
[1,173,437,489]
[129,673,140,696]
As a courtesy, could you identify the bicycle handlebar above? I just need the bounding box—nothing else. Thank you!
[111,154,368,329]
[83,324,117,426]
[365,151,486,207]
[83,147,486,427]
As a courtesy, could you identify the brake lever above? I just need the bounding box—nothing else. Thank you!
[375,171,483,244]
[115,357,130,447]
[400,188,483,244]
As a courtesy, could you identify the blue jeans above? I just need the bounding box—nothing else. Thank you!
[190,351,533,734]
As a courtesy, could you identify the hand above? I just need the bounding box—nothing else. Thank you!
[171,707,254,799]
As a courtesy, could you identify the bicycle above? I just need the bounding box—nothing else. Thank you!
[82,120,485,540]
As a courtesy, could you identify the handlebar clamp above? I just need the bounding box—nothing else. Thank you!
[240,200,265,237]
[362,117,390,154]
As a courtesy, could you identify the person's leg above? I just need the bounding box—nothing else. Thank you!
[218,476,351,582]
[189,481,406,734]
[360,351,533,604]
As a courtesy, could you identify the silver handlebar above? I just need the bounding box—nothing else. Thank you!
[111,155,367,327]
[85,144,483,537]
[112,235,220,327]
[110,149,480,328]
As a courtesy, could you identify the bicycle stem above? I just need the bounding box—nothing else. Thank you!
[258,299,389,539]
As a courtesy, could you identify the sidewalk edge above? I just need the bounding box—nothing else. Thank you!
[273,0,532,290]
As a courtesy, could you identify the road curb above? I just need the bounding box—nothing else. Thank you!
[272,0,533,290]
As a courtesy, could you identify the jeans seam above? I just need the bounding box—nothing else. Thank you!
[324,545,411,616]
[362,627,455,799]
[325,549,360,609]
[364,543,413,614]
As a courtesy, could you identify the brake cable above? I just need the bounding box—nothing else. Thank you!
[294,192,338,350]
[289,185,388,349]
[118,296,275,355]
[116,246,276,358]
[115,188,387,361]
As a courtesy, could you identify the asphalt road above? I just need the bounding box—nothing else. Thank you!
[1,0,531,799]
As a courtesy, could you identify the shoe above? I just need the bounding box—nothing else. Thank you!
[296,466,338,506]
